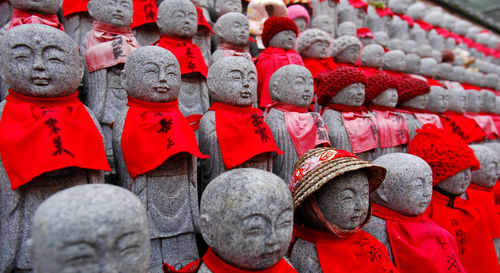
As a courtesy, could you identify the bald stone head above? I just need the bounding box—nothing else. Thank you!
[88,0,133,26]
[427,86,448,113]
[215,0,242,17]
[420,58,438,78]
[207,57,257,106]
[10,0,62,14]
[467,90,482,113]
[453,20,470,36]
[296,28,331,59]
[157,0,198,38]
[407,2,426,20]
[436,63,453,80]
[484,73,498,90]
[0,24,83,98]
[360,44,385,68]
[416,44,433,58]
[452,66,466,83]
[484,142,500,181]
[337,22,357,37]
[30,184,150,273]
[388,0,412,14]
[310,15,335,38]
[480,89,496,113]
[214,12,249,46]
[447,88,468,113]
[269,65,313,108]
[424,10,443,27]
[404,53,421,74]
[373,32,389,48]
[470,145,498,188]
[199,168,293,270]
[401,40,418,54]
[388,39,403,51]
[383,50,406,72]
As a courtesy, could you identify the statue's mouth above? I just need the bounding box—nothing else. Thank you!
[154,86,169,93]
[32,76,49,86]
[240,91,252,98]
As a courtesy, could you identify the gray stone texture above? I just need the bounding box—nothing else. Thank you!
[210,12,251,66]
[383,50,406,72]
[332,35,362,64]
[470,145,499,188]
[360,44,384,68]
[427,86,449,113]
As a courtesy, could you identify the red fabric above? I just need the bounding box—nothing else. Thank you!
[203,248,297,273]
[448,32,463,44]
[163,260,200,273]
[365,73,398,103]
[493,183,500,217]
[121,97,208,178]
[186,114,203,131]
[414,113,443,128]
[440,111,487,144]
[261,16,298,48]
[360,66,380,77]
[415,20,433,31]
[209,102,283,169]
[375,7,393,17]
[130,0,157,28]
[425,76,442,87]
[0,91,110,190]
[425,190,500,273]
[464,112,499,140]
[461,83,481,91]
[460,35,475,47]
[433,27,451,39]
[196,6,213,34]
[370,108,409,148]
[493,115,500,136]
[294,226,399,273]
[466,184,500,239]
[9,8,64,31]
[62,0,90,16]
[396,76,430,103]
[256,47,304,107]
[157,35,208,78]
[372,203,465,273]
[356,27,373,38]
[85,21,139,73]
[303,57,337,78]
[393,13,414,27]
[348,0,368,11]
[382,70,405,79]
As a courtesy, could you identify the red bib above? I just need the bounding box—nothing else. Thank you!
[157,35,208,78]
[397,106,443,128]
[372,203,465,273]
[370,108,409,148]
[9,8,64,31]
[415,20,433,31]
[203,248,297,273]
[460,83,481,91]
[466,184,500,239]
[256,47,304,108]
[130,0,157,28]
[0,91,110,190]
[294,226,399,273]
[375,6,393,17]
[62,0,90,16]
[440,111,487,143]
[209,103,283,169]
[433,27,451,38]
[302,57,337,78]
[348,0,368,11]
[393,13,414,27]
[196,6,213,33]
[464,112,499,140]
[121,97,208,178]
[382,70,405,79]
[425,76,442,87]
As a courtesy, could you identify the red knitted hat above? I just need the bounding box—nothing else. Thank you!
[408,124,480,186]
[262,16,299,48]
[365,73,398,103]
[397,76,430,104]
[315,67,367,105]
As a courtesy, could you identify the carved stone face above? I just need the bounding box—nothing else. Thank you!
[485,73,498,90]
[383,50,406,72]
[372,88,398,108]
[404,53,421,74]
[0,24,83,98]
[427,86,448,113]
[451,66,466,83]
[335,45,361,65]
[416,44,432,58]
[496,97,500,115]
[453,20,470,36]
[301,40,329,59]
[337,22,356,37]
[88,0,133,26]
[436,63,453,80]
[268,30,297,50]
[436,168,471,195]
[481,90,496,113]
[330,82,365,107]
[310,15,335,38]
[467,91,482,113]
[30,184,150,273]
[470,145,498,188]
[360,44,385,68]
[373,32,389,48]
[294,17,307,33]
[215,0,242,17]
[401,40,417,54]
[200,169,293,270]
[10,0,62,14]
[447,89,468,113]
[314,171,370,230]
[269,65,313,108]
[420,58,438,78]
[157,0,198,38]
[207,57,257,106]
[215,13,249,46]
[424,11,442,27]
[402,93,429,110]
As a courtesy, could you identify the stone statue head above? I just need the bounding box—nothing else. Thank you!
[207,57,257,106]
[366,73,399,107]
[200,168,293,270]
[269,65,313,108]
[401,93,429,110]
[372,153,433,216]
[472,72,485,88]
[419,57,438,78]
[466,27,480,41]
[426,86,448,113]
[428,34,445,51]
[484,73,498,90]
[480,89,496,113]
[441,14,457,30]
[476,32,490,45]
[388,0,412,14]
[452,20,470,36]
[372,88,398,107]
[416,44,433,58]
[287,5,310,33]
[484,143,500,180]
[470,145,498,188]
[296,29,331,59]
[447,88,468,113]
[157,0,198,39]
[451,66,466,83]
[436,168,471,195]
[373,32,389,49]
[310,15,335,38]
[330,82,365,107]
[337,22,357,38]
[387,39,403,51]
[496,96,500,115]
[10,0,62,14]
[0,24,83,98]
[401,40,418,54]
[214,12,249,46]
[424,10,442,27]
[88,0,133,26]
[407,2,426,20]
[431,49,442,63]
[436,63,453,80]
[215,0,242,17]
[121,46,181,103]
[467,90,482,113]
[410,27,428,45]
[382,50,406,72]
[360,44,385,68]
[404,53,421,74]
[30,184,150,273]
[332,36,362,64]
[268,30,297,50]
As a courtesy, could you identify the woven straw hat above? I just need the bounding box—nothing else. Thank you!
[289,147,386,209]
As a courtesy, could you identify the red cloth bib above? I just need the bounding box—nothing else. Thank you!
[460,83,481,91]
[9,8,64,31]
[425,76,442,87]
[196,6,213,33]
[255,47,304,108]
[62,0,90,16]
[397,106,444,128]
[382,70,405,79]
[85,21,139,73]
[464,112,499,140]
[130,0,157,28]
[433,27,451,39]
[203,248,297,273]
[209,103,283,169]
[440,111,486,144]
[370,108,409,148]
[466,184,500,239]
[372,203,465,273]
[425,190,500,273]
[156,35,208,78]
[375,7,393,17]
[448,32,463,44]
[0,91,110,190]
[121,97,208,178]
[348,0,368,11]
[302,57,337,78]
[415,20,433,31]
[493,115,500,136]
[163,260,200,273]
[393,13,414,27]
[294,226,399,273]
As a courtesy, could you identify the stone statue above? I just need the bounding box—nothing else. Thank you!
[365,153,466,272]
[61,0,93,46]
[337,21,357,37]
[387,38,403,50]
[366,0,391,33]
[198,168,296,273]
[210,12,251,66]
[382,49,406,78]
[0,24,109,272]
[337,0,366,28]
[30,184,151,273]
[401,39,417,54]
[331,35,362,66]
[420,57,438,80]
[265,65,330,183]
[387,0,413,41]
[373,31,389,49]
[192,1,214,69]
[407,2,425,21]
[214,0,242,17]
[113,46,207,273]
[415,44,433,58]
[360,44,384,77]
[310,15,335,38]
[0,0,12,28]
[426,86,448,114]
[404,53,422,75]
[287,4,310,33]
[463,89,499,141]
[199,57,280,187]
[310,0,337,24]
[467,89,483,113]
[246,0,288,49]
[297,29,336,78]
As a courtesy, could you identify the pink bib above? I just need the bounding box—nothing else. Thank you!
[342,112,378,153]
[373,109,409,148]
[414,113,443,129]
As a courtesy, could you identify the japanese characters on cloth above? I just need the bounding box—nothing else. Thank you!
[466,184,500,239]
[302,57,337,78]
[440,111,486,144]
[425,190,500,273]
[369,106,409,148]
[255,47,304,108]
[62,0,90,16]
[324,104,378,154]
[85,21,139,73]
[163,259,200,273]
[130,0,157,29]
[156,35,208,78]
[0,90,110,190]
[268,102,330,157]
[464,113,499,140]
[202,248,297,273]
[397,106,443,129]
[371,203,466,273]
[9,8,64,31]
[209,102,283,169]
[293,226,399,273]
[120,97,208,178]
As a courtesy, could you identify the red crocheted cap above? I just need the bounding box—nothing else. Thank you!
[365,73,398,103]
[408,124,480,186]
[262,16,299,48]
[315,67,367,105]
[397,76,430,104]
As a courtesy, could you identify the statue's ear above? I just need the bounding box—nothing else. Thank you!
[199,214,214,246]
[120,69,128,89]
[87,1,95,18]
[270,81,279,101]
[375,180,389,203]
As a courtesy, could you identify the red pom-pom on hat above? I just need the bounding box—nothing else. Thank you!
[365,73,398,103]
[315,66,367,105]
[262,16,299,48]
[397,76,430,104]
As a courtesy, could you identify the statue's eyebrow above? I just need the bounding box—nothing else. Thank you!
[42,45,65,54]
[11,44,32,51]
[59,240,96,251]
